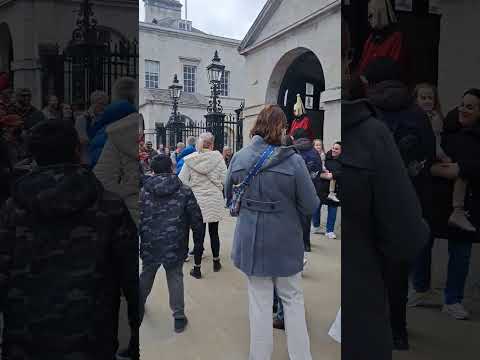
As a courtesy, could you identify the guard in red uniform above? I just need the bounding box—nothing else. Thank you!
[289,94,314,141]
[357,0,408,79]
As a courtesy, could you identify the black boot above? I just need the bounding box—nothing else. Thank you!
[174,317,188,333]
[190,266,202,279]
[273,318,285,330]
[392,331,410,351]
[213,259,222,272]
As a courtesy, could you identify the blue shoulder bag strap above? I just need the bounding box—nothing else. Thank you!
[241,145,275,188]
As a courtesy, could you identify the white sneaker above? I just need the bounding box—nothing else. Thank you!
[442,303,470,320]
[303,255,308,268]
[327,192,340,203]
[326,232,337,239]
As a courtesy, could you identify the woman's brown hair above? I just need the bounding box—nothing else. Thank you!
[250,104,287,145]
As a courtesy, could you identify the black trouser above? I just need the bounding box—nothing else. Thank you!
[385,260,411,337]
[300,215,311,251]
[199,222,220,261]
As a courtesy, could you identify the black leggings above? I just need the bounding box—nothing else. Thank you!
[201,222,220,259]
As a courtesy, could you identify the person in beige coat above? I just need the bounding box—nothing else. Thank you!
[93,77,141,360]
[178,132,227,274]
[94,77,140,226]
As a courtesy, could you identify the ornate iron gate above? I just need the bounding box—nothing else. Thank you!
[62,39,138,109]
[42,0,138,109]
[156,105,244,153]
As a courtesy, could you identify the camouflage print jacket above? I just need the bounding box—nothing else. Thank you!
[0,164,139,360]
[140,174,204,268]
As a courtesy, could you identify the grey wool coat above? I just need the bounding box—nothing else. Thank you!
[225,135,319,277]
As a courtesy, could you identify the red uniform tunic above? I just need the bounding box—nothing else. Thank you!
[357,31,405,75]
[289,115,314,140]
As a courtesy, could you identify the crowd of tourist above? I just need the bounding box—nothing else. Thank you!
[342,1,479,359]
[0,77,141,360]
[135,96,343,360]
[0,1,478,359]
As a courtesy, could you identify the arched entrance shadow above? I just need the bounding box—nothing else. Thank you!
[0,22,14,85]
[266,47,325,139]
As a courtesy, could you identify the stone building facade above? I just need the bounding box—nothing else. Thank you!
[239,0,342,150]
[139,0,246,147]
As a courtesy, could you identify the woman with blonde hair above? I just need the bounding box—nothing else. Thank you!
[179,132,227,277]
[225,104,318,359]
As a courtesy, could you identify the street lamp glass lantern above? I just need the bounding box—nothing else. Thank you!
[207,50,225,83]
[169,74,183,100]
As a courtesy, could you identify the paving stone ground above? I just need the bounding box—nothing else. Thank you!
[138,209,480,360]
[140,211,341,360]
[393,239,480,360]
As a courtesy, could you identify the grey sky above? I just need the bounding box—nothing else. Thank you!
[139,0,268,40]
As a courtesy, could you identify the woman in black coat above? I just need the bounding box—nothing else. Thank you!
[314,142,342,239]
[411,89,480,320]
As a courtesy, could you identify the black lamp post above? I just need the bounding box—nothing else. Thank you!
[205,50,226,151]
[168,73,183,145]
[169,73,182,119]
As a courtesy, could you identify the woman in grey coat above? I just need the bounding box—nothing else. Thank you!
[225,105,319,360]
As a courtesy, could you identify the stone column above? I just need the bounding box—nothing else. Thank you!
[320,87,341,150]
[242,103,263,147]
[141,101,159,148]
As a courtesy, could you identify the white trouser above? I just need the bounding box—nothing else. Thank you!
[247,273,312,360]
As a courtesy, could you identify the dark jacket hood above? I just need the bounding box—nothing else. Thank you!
[367,80,411,112]
[293,138,313,152]
[12,164,99,219]
[143,174,181,197]
[342,99,378,132]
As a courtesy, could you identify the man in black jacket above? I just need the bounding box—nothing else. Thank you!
[341,20,429,360]
[0,120,139,360]
[139,155,204,333]
[362,56,436,350]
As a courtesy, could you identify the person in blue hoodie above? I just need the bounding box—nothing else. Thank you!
[175,136,197,175]
[87,99,137,169]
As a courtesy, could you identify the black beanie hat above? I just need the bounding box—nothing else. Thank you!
[27,120,80,165]
[362,57,402,85]
[150,154,173,174]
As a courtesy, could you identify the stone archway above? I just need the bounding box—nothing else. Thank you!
[0,22,13,83]
[266,47,326,139]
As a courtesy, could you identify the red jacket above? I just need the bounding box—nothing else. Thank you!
[357,31,406,75]
[289,115,314,140]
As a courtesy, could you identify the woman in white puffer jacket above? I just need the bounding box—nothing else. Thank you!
[178,132,227,274]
